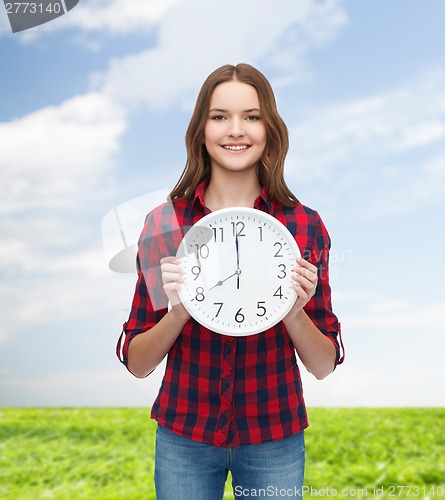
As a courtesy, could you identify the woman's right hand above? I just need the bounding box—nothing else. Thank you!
[160,256,191,322]
[128,257,190,377]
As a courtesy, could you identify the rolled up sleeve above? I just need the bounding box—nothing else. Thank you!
[116,212,169,369]
[303,212,344,366]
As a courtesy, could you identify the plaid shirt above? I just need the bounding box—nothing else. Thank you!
[117,180,343,448]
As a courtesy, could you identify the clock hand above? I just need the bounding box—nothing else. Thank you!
[235,232,241,289]
[209,268,243,290]
[235,232,240,269]
[209,271,239,290]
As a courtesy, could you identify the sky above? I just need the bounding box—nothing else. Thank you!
[1,0,444,408]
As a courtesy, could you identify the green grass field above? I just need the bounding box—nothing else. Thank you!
[1,408,444,499]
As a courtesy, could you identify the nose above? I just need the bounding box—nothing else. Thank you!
[228,117,244,138]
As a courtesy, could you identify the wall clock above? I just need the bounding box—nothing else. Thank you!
[176,207,301,336]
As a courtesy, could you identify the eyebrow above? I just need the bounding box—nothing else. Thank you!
[209,107,261,113]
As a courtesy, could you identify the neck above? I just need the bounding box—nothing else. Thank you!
[205,169,262,211]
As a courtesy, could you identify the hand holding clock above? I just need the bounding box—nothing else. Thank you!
[160,256,191,322]
[287,257,318,318]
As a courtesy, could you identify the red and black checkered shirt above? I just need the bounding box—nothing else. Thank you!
[117,180,343,448]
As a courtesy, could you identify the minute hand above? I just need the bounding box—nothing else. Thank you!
[235,233,240,289]
[235,233,240,269]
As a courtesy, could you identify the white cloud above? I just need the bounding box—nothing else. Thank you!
[0,325,8,345]
[98,0,347,110]
[0,91,126,213]
[290,70,445,177]
[300,295,445,407]
[62,0,183,34]
[0,90,128,338]
[2,0,183,40]
[301,364,445,407]
[353,151,445,217]
[393,120,445,150]
[346,300,445,330]
[286,68,445,216]
[0,367,158,406]
[0,264,135,330]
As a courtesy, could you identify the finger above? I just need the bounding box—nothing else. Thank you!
[292,274,316,293]
[163,280,182,291]
[161,260,184,281]
[292,273,318,290]
[291,283,308,301]
[296,257,318,275]
[163,281,183,296]
[161,262,183,275]
[162,271,184,286]
[292,271,318,298]
[293,266,318,284]
[160,256,180,265]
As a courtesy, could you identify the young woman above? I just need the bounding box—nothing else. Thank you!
[117,63,344,499]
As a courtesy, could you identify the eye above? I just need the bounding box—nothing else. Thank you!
[245,115,261,121]
[210,115,226,121]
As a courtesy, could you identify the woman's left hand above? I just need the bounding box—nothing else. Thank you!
[286,257,318,318]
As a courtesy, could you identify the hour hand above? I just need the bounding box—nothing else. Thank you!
[209,271,238,290]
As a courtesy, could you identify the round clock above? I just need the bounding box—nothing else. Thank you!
[176,207,301,336]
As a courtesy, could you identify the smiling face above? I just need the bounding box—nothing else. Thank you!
[204,80,267,176]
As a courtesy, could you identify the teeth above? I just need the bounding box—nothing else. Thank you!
[223,145,249,151]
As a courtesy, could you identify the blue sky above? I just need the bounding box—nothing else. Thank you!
[1,0,444,407]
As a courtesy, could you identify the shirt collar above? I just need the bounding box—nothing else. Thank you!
[184,179,209,217]
[255,184,274,214]
[187,179,275,215]
[194,179,208,208]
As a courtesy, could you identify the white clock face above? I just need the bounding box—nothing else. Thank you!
[177,207,300,336]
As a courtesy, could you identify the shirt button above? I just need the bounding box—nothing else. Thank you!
[226,336,234,343]
[225,370,232,377]
[223,404,230,411]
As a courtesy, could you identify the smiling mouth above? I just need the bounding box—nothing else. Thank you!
[221,145,251,151]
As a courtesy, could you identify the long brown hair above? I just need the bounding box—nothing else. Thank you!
[169,63,299,207]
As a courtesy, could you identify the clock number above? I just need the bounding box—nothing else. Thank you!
[195,243,209,259]
[273,242,283,258]
[213,302,223,317]
[235,308,245,323]
[191,265,201,280]
[256,301,266,317]
[258,226,263,242]
[212,227,224,242]
[273,286,283,299]
[277,264,286,279]
[195,287,205,302]
[231,221,245,237]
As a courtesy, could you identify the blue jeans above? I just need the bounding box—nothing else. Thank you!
[154,424,305,499]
